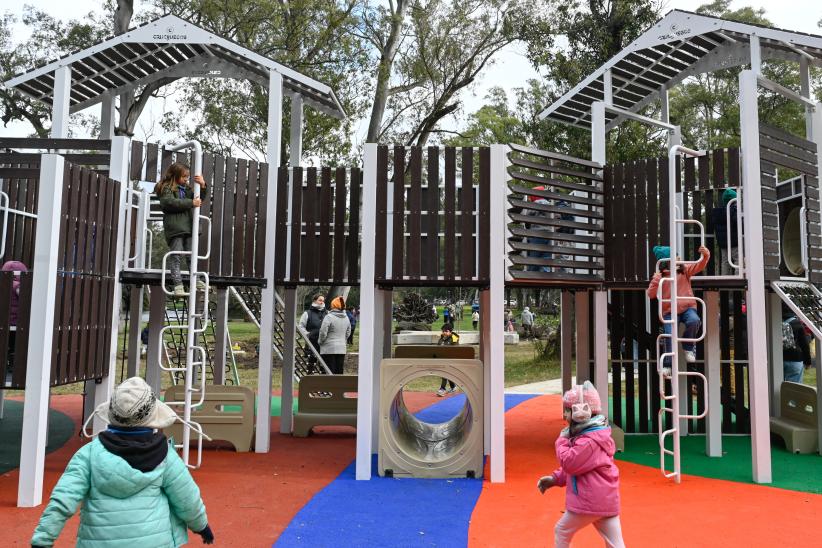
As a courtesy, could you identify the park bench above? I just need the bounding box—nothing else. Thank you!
[770,381,818,454]
[164,384,255,452]
[293,374,358,437]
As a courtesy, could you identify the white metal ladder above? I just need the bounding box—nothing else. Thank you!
[156,141,213,469]
[655,145,710,483]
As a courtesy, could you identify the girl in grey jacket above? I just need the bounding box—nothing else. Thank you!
[319,296,351,374]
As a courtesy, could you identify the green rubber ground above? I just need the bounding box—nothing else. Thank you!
[0,400,75,474]
[617,434,822,494]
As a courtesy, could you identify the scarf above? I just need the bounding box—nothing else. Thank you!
[561,414,609,438]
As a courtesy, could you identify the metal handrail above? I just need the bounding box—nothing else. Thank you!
[0,191,9,259]
[800,206,808,273]
[725,196,741,271]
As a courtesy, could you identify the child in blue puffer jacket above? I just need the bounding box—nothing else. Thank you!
[31,377,214,547]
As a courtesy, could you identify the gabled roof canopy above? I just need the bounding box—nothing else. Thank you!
[3,14,345,119]
[539,10,822,130]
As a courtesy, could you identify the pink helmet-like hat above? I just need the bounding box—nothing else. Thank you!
[562,380,602,415]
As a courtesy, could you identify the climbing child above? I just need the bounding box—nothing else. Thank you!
[647,244,710,368]
[537,381,624,548]
[436,323,460,396]
[31,377,214,547]
[155,162,207,298]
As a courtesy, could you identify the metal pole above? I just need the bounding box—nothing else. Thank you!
[146,286,165,394]
[739,68,772,483]
[213,288,229,385]
[256,70,283,453]
[356,143,378,479]
[575,291,590,382]
[489,144,507,482]
[126,286,144,377]
[705,291,722,457]
[591,100,609,409]
[480,288,492,454]
[561,290,573,394]
[280,287,297,434]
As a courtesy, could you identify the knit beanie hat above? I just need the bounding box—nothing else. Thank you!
[722,188,738,207]
[562,380,602,415]
[653,245,671,261]
[330,296,345,310]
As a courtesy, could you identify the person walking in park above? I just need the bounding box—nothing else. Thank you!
[647,245,710,369]
[155,162,207,298]
[31,377,214,547]
[319,296,351,374]
[346,306,357,345]
[782,307,812,383]
[472,309,480,330]
[537,381,624,548]
[299,293,327,368]
[521,306,535,338]
[436,323,460,396]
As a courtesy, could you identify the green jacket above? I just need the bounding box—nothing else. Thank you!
[157,183,208,244]
[31,438,208,547]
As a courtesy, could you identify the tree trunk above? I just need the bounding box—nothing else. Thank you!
[365,0,410,142]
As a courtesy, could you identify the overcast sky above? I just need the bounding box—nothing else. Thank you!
[2,0,821,142]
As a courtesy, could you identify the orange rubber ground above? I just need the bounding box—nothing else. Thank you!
[468,394,822,547]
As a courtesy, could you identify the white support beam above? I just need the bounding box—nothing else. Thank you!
[280,288,297,434]
[256,69,283,453]
[575,291,591,382]
[750,34,762,74]
[799,59,812,138]
[739,69,771,483]
[99,94,116,139]
[593,290,608,413]
[768,291,784,418]
[213,288,229,385]
[96,135,130,434]
[126,287,144,377]
[290,94,304,166]
[17,154,65,507]
[488,144,507,482]
[50,66,71,137]
[705,291,722,456]
[591,102,606,165]
[356,143,378,479]
[603,70,613,105]
[561,290,573,394]
[480,288,492,454]
[660,86,670,123]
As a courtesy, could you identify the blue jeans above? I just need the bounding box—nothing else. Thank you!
[662,308,701,366]
[784,361,805,383]
[527,236,551,272]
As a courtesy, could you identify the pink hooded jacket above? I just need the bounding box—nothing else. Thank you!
[552,427,620,517]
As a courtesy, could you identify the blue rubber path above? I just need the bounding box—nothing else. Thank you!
[275,393,536,547]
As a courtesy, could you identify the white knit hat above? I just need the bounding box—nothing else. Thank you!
[93,377,178,429]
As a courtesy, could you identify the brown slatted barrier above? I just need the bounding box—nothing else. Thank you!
[506,144,605,285]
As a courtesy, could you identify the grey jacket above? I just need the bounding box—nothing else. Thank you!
[319,309,351,355]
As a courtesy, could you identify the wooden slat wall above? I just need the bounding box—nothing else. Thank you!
[507,144,605,284]
[0,163,38,267]
[274,166,362,285]
[130,141,267,281]
[604,148,741,283]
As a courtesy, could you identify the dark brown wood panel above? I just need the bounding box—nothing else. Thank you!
[289,168,304,281]
[375,146,388,280]
[346,168,361,284]
[425,147,440,279]
[460,147,475,279]
[333,168,347,282]
[407,147,422,278]
[444,147,456,280]
[318,167,333,282]
[392,147,406,279]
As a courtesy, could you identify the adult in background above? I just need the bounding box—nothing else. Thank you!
[319,296,352,374]
[299,293,326,368]
[346,306,357,345]
[521,306,535,338]
[783,306,812,383]
[472,309,480,330]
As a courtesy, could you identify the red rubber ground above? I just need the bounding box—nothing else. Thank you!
[468,394,822,547]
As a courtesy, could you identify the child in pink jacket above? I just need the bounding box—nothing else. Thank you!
[538,381,624,548]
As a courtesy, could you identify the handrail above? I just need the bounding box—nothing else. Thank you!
[0,191,9,259]
[725,196,741,271]
[800,206,808,273]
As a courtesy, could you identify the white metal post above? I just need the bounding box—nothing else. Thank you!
[603,70,613,106]
[256,69,283,452]
[97,136,131,434]
[575,291,590,382]
[739,68,772,483]
[480,288,492,454]
[213,288,229,385]
[17,155,64,507]
[356,143,378,479]
[488,144,507,482]
[146,287,166,394]
[280,288,297,434]
[100,94,116,140]
[593,291,608,413]
[372,288,389,449]
[705,291,722,456]
[799,58,812,135]
[811,104,822,455]
[768,291,784,418]
[561,290,573,394]
[126,287,144,377]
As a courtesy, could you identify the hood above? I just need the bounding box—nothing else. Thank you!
[329,309,347,318]
[91,435,168,498]
[579,426,616,458]
[1,260,27,273]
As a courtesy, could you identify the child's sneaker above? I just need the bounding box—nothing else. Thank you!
[685,350,697,363]
[173,285,187,298]
[447,386,458,394]
[436,388,446,397]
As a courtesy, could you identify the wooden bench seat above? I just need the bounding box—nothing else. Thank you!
[770,381,818,454]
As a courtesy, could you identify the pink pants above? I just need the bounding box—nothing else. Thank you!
[554,510,625,548]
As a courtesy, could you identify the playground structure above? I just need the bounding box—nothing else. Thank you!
[1,8,822,507]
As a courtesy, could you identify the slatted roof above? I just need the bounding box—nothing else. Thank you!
[539,10,822,130]
[2,14,345,119]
